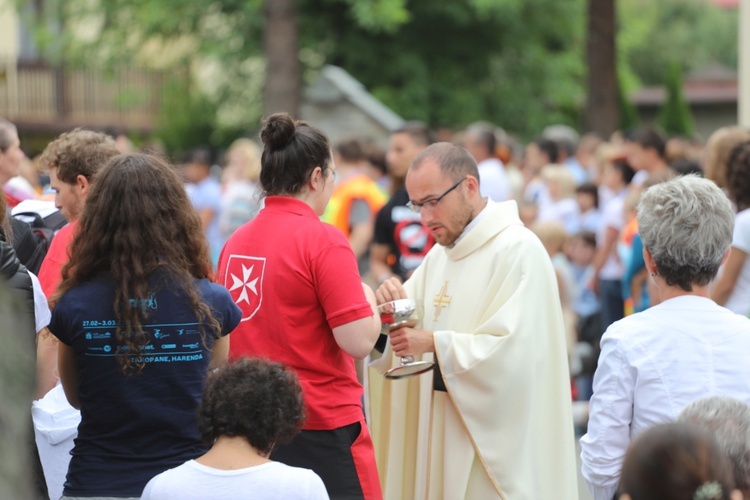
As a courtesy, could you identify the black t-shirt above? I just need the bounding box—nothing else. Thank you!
[49,274,241,497]
[373,187,435,281]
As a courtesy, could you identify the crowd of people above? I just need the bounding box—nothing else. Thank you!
[3,111,750,500]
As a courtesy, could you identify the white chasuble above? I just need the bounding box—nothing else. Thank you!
[368,201,579,499]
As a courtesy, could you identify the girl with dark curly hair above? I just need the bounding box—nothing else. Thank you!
[49,153,241,499]
[141,358,328,499]
[218,113,382,499]
[712,140,750,313]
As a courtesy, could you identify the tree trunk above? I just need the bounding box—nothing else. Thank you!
[263,0,300,117]
[585,0,618,136]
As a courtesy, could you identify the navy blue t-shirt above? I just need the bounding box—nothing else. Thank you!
[48,274,241,497]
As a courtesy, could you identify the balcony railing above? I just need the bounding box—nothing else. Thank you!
[0,58,168,132]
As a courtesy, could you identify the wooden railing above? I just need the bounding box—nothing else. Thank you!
[0,58,169,132]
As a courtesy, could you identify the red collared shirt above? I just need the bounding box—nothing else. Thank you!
[218,196,371,430]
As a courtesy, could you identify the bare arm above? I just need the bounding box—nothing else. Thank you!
[348,221,374,260]
[712,247,746,306]
[332,283,381,359]
[57,343,80,409]
[209,335,230,370]
[369,243,399,285]
[553,268,567,306]
[589,226,619,292]
[199,208,216,231]
[36,328,59,399]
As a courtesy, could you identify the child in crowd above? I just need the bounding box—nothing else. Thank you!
[575,182,601,234]
[568,231,601,402]
[591,159,635,330]
[522,138,558,206]
[531,221,576,356]
[141,358,329,500]
[537,165,579,234]
[619,423,742,500]
[518,200,539,229]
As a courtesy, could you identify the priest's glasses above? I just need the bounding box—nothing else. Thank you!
[378,298,435,379]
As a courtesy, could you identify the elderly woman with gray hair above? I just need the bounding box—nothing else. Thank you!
[580,175,750,500]
[679,396,750,498]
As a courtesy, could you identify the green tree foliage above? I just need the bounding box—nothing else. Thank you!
[657,62,694,137]
[46,0,413,149]
[618,0,738,87]
[155,77,216,154]
[22,0,736,150]
[29,0,585,148]
[304,0,584,137]
[617,71,638,131]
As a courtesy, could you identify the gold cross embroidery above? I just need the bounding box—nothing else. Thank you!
[433,281,452,321]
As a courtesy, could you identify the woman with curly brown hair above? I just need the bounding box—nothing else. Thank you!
[712,140,750,314]
[141,358,328,499]
[48,153,241,499]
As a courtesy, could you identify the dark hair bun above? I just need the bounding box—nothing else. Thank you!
[261,113,296,150]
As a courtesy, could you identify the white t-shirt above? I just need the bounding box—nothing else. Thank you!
[537,198,580,235]
[477,157,511,202]
[523,177,549,207]
[141,460,329,500]
[722,208,750,315]
[30,271,51,334]
[630,169,650,188]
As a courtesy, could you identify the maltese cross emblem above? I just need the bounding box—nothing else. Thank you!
[223,255,266,322]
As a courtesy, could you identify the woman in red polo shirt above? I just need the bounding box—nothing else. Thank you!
[218,113,382,499]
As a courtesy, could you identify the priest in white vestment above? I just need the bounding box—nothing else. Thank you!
[368,142,578,499]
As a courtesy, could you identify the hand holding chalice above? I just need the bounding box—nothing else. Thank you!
[378,298,435,379]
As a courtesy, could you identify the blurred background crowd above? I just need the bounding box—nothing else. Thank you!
[2,0,750,498]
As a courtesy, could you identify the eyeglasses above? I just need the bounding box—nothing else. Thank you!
[406,177,466,213]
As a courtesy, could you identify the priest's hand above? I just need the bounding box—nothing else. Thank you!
[389,327,434,356]
[376,277,409,304]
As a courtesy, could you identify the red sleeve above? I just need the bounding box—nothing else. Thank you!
[38,224,75,299]
[312,228,372,330]
[4,191,21,208]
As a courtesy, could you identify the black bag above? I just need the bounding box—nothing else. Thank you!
[11,211,68,275]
